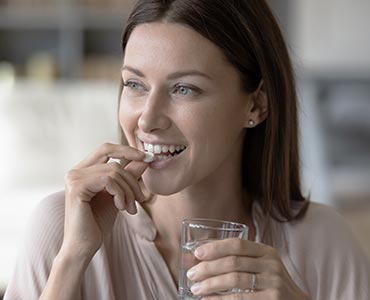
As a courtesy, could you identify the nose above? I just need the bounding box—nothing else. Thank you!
[138,90,171,133]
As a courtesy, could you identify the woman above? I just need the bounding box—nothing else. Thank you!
[4,0,370,299]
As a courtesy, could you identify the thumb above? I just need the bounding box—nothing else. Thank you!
[124,161,149,180]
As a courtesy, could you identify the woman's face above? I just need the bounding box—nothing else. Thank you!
[119,22,253,195]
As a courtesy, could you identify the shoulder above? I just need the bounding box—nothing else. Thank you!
[4,191,66,300]
[31,190,65,220]
[283,202,370,299]
[285,201,360,253]
[283,201,367,264]
[303,201,341,222]
[288,202,349,236]
[29,190,65,228]
[24,190,65,252]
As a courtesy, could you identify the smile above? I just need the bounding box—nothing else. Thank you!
[143,142,187,161]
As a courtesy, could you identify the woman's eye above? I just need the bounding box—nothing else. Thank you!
[173,84,199,96]
[123,80,145,91]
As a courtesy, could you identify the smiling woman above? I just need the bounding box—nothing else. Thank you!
[3,1,370,300]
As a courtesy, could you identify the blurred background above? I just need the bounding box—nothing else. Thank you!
[0,0,369,297]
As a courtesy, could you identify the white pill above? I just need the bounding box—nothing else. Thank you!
[143,152,156,163]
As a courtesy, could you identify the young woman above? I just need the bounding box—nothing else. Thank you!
[5,0,370,299]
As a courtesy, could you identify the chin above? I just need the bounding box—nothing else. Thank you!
[141,173,189,196]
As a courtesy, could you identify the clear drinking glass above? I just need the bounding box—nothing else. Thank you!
[178,218,249,300]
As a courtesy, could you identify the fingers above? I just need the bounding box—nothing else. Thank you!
[66,142,150,215]
[189,240,306,299]
[201,290,266,300]
[66,162,148,214]
[187,239,277,298]
[124,160,150,180]
[194,238,273,261]
[191,272,270,298]
[104,174,130,211]
[105,161,147,201]
[69,171,124,202]
[74,143,146,169]
[187,256,262,282]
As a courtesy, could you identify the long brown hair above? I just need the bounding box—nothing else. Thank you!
[118,0,308,222]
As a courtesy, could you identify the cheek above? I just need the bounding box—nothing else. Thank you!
[188,102,245,172]
[185,105,241,167]
[119,100,138,146]
[189,102,244,146]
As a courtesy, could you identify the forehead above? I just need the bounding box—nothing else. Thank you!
[124,22,235,78]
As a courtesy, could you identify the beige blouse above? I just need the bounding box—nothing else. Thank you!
[4,191,370,299]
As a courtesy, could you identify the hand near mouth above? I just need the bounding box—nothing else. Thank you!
[62,143,151,261]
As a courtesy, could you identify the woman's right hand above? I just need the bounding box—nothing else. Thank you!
[61,143,148,261]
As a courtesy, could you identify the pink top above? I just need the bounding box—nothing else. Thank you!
[4,191,370,300]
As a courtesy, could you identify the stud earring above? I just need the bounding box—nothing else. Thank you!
[248,120,255,127]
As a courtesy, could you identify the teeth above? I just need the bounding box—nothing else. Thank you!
[162,145,169,153]
[143,142,186,155]
[169,145,176,153]
[157,154,172,161]
[154,145,161,154]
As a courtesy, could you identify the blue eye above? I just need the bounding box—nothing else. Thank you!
[122,80,148,98]
[123,81,145,91]
[173,84,199,96]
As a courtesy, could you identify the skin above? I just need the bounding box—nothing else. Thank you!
[40,22,308,300]
[121,22,254,197]
[41,143,150,299]
[120,21,260,284]
[118,22,309,300]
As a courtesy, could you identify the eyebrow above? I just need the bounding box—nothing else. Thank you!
[121,65,212,80]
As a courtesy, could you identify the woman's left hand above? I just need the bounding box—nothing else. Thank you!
[186,238,310,300]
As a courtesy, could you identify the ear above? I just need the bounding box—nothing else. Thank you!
[244,80,268,128]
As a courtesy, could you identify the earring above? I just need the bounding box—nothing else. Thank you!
[248,120,255,127]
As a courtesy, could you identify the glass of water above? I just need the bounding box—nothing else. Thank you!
[178,218,249,300]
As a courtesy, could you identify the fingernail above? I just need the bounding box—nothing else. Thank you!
[128,202,137,214]
[194,247,205,259]
[191,282,202,294]
[134,150,146,160]
[187,267,197,280]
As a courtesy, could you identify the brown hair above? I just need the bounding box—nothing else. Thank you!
[119,0,309,221]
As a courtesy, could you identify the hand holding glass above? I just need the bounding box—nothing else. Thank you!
[178,218,249,300]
